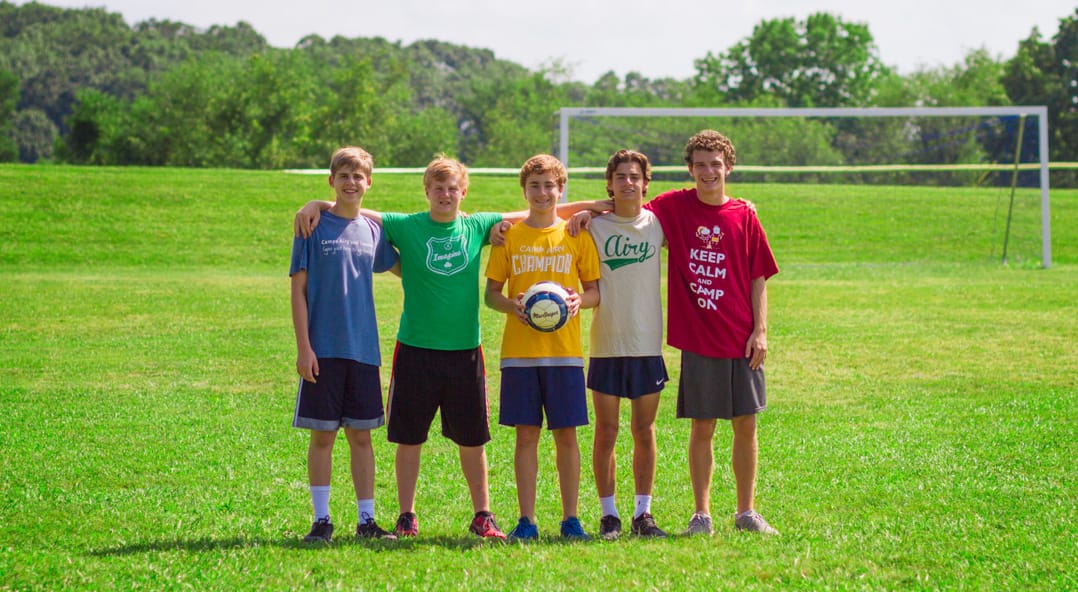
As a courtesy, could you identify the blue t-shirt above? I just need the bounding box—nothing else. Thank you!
[289,211,398,365]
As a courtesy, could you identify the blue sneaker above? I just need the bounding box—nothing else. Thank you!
[508,517,539,541]
[559,516,591,541]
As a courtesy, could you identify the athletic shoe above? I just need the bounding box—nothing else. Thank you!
[507,517,539,541]
[303,516,334,543]
[559,516,591,541]
[683,512,713,536]
[598,515,622,540]
[469,511,507,539]
[734,510,780,535]
[630,512,667,538]
[355,514,397,540]
[395,512,418,537]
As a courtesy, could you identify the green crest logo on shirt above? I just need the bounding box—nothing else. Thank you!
[426,236,468,276]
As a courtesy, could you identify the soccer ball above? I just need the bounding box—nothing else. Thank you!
[521,281,570,332]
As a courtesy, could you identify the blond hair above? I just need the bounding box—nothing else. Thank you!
[423,155,469,190]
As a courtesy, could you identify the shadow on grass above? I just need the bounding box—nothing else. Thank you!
[87,534,533,556]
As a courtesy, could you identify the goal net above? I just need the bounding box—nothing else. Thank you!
[556,107,1052,268]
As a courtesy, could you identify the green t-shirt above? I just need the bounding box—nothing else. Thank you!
[381,211,503,350]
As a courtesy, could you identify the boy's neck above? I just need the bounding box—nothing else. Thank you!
[428,210,459,224]
[330,202,361,219]
[696,188,731,207]
[523,209,558,229]
[613,199,642,217]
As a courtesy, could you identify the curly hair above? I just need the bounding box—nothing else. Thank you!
[683,130,736,167]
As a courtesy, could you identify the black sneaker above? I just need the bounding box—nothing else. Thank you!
[395,511,418,537]
[598,515,622,540]
[356,514,397,540]
[630,512,667,538]
[303,516,334,543]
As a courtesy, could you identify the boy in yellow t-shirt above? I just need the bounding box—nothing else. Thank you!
[485,154,600,541]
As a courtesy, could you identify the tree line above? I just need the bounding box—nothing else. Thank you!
[0,2,1075,185]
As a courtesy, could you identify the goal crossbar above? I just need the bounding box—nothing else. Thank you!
[557,106,1051,267]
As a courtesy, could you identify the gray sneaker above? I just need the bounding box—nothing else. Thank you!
[734,510,779,535]
[682,512,713,536]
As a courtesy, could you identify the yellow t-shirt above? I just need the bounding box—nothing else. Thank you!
[486,219,600,365]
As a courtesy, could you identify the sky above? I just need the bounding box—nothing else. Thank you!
[24,0,1077,84]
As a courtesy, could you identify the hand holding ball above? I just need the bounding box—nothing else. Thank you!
[521,281,571,332]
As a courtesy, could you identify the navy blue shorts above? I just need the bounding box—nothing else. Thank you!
[587,356,669,399]
[293,358,385,431]
[499,366,588,430]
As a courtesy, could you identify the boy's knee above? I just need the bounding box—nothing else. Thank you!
[594,422,619,445]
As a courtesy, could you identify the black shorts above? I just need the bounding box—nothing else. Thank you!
[676,351,766,420]
[386,342,491,447]
[292,358,385,431]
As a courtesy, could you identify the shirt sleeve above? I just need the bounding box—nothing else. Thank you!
[747,211,779,280]
[372,225,399,273]
[576,230,601,282]
[289,235,310,277]
[486,242,510,282]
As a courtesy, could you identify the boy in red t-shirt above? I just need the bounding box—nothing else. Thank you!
[643,130,780,536]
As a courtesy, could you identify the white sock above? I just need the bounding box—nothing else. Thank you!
[357,498,375,522]
[634,494,652,518]
[310,485,331,521]
[600,495,618,518]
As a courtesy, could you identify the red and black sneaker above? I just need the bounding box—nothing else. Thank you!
[469,511,507,539]
[395,511,418,537]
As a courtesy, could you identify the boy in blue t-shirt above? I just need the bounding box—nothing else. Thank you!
[289,146,399,542]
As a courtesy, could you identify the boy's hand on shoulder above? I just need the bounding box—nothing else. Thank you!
[294,202,325,238]
[738,198,757,213]
[490,220,512,246]
[567,211,592,237]
[588,199,614,213]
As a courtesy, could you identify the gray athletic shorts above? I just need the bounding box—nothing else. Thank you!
[676,351,766,420]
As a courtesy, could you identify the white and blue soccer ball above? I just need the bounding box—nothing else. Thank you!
[522,281,570,332]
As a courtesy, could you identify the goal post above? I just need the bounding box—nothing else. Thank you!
[557,106,1052,268]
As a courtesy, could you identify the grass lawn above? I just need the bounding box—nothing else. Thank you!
[1,164,1075,590]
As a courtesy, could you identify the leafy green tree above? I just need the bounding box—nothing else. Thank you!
[693,12,888,107]
[12,107,56,162]
[1002,8,1078,183]
[460,71,570,166]
[54,88,127,164]
[0,67,17,161]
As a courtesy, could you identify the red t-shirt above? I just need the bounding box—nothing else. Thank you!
[645,188,778,358]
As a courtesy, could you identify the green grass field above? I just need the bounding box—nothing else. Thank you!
[1,164,1076,590]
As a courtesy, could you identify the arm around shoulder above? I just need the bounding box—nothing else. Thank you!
[294,200,334,239]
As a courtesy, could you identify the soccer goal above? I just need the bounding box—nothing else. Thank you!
[557,107,1052,268]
